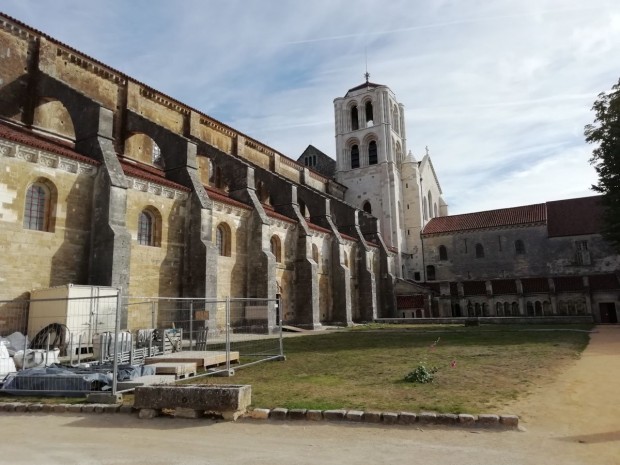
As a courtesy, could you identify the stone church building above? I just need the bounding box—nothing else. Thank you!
[0,13,618,330]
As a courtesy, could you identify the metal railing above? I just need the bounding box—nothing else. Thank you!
[0,289,284,397]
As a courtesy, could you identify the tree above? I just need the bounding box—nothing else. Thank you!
[584,78,620,251]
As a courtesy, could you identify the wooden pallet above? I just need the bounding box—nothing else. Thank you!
[149,362,197,379]
[117,374,176,391]
[144,350,239,368]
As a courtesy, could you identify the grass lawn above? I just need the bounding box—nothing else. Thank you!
[199,324,592,413]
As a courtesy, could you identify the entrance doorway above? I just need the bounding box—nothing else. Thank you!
[599,302,618,324]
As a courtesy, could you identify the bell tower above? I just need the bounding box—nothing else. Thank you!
[334,76,408,255]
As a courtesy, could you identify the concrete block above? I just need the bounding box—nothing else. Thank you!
[306,410,323,421]
[53,404,68,413]
[270,408,288,420]
[118,404,135,414]
[81,405,95,413]
[86,392,123,404]
[345,410,364,422]
[14,403,28,412]
[458,414,476,425]
[418,411,437,424]
[93,404,105,413]
[103,404,120,413]
[1,403,16,412]
[27,403,43,412]
[477,414,500,427]
[436,413,458,425]
[138,408,160,419]
[500,415,519,428]
[323,409,346,421]
[382,412,398,424]
[249,408,270,420]
[362,411,382,423]
[288,409,307,420]
[66,404,83,413]
[398,412,417,425]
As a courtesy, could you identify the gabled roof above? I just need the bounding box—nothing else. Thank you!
[546,196,603,237]
[419,154,442,194]
[423,203,546,235]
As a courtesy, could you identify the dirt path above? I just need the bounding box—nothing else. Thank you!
[0,326,617,465]
[505,324,620,464]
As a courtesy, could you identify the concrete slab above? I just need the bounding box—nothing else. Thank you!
[117,374,176,391]
[144,350,239,368]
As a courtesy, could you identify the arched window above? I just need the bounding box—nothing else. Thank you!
[270,235,282,263]
[427,191,433,219]
[216,223,231,257]
[24,183,52,231]
[504,301,511,316]
[362,201,372,214]
[535,301,543,316]
[138,209,159,246]
[496,302,503,316]
[423,199,428,220]
[511,302,519,315]
[312,243,319,263]
[438,245,448,261]
[515,240,526,255]
[426,265,436,281]
[368,140,378,165]
[351,106,359,130]
[526,301,534,316]
[365,101,374,126]
[392,106,399,134]
[350,145,360,169]
[475,243,485,258]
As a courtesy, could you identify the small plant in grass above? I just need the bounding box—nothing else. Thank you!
[404,362,438,384]
[404,337,455,384]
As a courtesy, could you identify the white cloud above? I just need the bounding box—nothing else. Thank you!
[1,0,617,214]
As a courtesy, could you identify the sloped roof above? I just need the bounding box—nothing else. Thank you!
[423,203,546,235]
[589,274,620,290]
[0,120,99,166]
[120,159,190,191]
[546,196,604,237]
[346,81,384,95]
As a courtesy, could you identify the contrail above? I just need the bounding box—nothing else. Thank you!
[284,5,608,45]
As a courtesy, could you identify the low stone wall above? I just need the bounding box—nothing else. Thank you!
[376,316,593,325]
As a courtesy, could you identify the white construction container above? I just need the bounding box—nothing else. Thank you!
[28,285,118,355]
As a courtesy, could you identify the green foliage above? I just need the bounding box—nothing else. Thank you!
[404,363,439,384]
[585,77,620,251]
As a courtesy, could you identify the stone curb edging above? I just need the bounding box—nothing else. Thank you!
[247,408,519,430]
[0,403,519,429]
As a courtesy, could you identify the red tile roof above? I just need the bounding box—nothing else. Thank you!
[423,203,546,235]
[589,274,620,290]
[396,295,425,309]
[0,120,99,166]
[521,277,550,293]
[204,185,251,210]
[546,196,604,237]
[553,276,585,292]
[262,204,297,224]
[120,159,190,191]
[309,223,332,234]
[462,281,487,296]
[491,280,518,294]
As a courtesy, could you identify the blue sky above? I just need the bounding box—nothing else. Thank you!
[2,0,619,214]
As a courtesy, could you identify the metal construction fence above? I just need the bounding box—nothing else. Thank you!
[0,287,283,397]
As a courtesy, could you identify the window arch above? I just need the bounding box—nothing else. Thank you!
[137,208,161,247]
[362,201,372,214]
[368,140,378,165]
[33,98,76,141]
[475,243,485,258]
[216,223,232,257]
[427,191,433,219]
[270,235,282,263]
[350,145,360,169]
[351,105,359,131]
[426,265,436,281]
[438,245,448,261]
[24,181,55,232]
[365,101,374,126]
[515,239,526,255]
